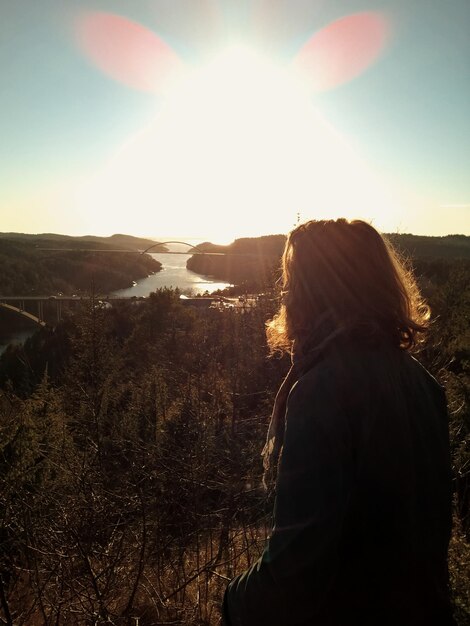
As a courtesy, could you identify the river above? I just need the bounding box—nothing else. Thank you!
[111,253,231,297]
[0,253,230,355]
[0,328,37,357]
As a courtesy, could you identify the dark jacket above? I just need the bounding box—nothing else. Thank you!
[223,340,455,626]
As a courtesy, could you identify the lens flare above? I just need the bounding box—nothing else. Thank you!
[75,12,185,93]
[292,12,390,91]
[74,45,401,240]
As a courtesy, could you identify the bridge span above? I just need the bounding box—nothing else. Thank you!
[0,294,253,327]
[0,295,148,326]
[0,302,47,327]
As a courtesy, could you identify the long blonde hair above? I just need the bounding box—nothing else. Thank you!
[267,219,430,354]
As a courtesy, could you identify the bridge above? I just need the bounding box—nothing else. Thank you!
[0,302,47,327]
[0,295,148,327]
[0,294,251,327]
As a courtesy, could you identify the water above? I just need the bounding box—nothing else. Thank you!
[0,328,36,356]
[112,253,231,297]
[0,251,230,354]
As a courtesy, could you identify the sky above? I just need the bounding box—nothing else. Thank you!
[0,0,469,242]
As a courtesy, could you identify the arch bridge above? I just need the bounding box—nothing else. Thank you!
[0,301,47,327]
[0,295,147,327]
[141,241,225,255]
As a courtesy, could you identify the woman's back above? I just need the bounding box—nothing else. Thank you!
[224,340,454,626]
[296,341,454,625]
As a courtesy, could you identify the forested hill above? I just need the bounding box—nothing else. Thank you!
[186,235,286,287]
[187,233,470,288]
[388,233,470,259]
[0,233,166,296]
[0,232,168,252]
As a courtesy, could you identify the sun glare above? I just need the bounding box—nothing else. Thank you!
[76,45,400,242]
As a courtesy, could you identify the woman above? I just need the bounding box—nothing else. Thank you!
[222,219,455,626]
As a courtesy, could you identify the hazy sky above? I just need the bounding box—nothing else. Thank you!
[1,0,469,241]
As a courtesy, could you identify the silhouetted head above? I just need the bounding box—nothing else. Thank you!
[267,219,430,353]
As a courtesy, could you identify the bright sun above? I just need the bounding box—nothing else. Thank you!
[77,45,399,242]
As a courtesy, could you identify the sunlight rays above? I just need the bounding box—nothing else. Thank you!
[72,9,398,241]
[75,44,400,241]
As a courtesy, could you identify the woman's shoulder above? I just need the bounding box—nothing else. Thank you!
[286,342,448,460]
[291,339,393,392]
[289,340,444,416]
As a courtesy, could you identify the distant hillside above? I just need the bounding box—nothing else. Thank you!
[186,235,285,288]
[387,233,470,260]
[0,235,163,296]
[187,232,470,288]
[0,232,168,252]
